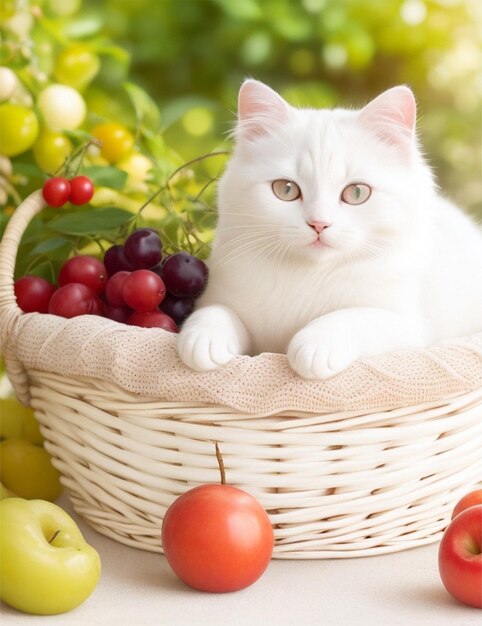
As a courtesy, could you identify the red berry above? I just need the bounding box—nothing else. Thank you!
[42,177,71,208]
[48,283,101,318]
[69,176,94,205]
[90,296,103,316]
[127,309,178,331]
[14,276,56,313]
[105,271,130,306]
[101,302,132,324]
[122,270,166,312]
[59,256,107,295]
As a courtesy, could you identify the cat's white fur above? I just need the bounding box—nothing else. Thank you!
[178,80,482,379]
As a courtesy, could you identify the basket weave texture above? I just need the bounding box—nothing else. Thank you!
[1,190,481,558]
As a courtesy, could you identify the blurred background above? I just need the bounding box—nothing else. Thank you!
[89,0,481,216]
[1,0,481,219]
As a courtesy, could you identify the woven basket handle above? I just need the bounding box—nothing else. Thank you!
[0,190,47,403]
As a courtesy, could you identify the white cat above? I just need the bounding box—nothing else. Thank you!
[178,79,482,379]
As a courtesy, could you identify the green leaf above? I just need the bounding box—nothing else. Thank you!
[29,237,72,256]
[63,129,93,145]
[160,213,183,250]
[123,82,162,136]
[80,166,128,190]
[142,134,166,163]
[93,43,130,66]
[161,96,218,131]
[47,208,133,237]
[210,0,262,20]
[36,16,70,45]
[20,216,48,245]
[12,162,44,179]
[0,211,10,239]
[64,12,103,38]
[14,260,57,283]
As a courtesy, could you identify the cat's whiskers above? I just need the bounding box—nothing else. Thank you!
[222,212,280,221]
[211,233,281,269]
[216,224,278,235]
[215,231,278,253]
[215,222,303,267]
[271,239,295,266]
[213,227,299,267]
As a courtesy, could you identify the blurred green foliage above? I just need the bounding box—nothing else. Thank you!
[1,0,480,235]
[0,0,230,281]
[87,0,480,217]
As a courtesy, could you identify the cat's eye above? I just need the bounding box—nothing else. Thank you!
[272,179,301,202]
[341,183,372,205]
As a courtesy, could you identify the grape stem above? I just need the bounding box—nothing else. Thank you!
[54,138,102,177]
[135,150,230,218]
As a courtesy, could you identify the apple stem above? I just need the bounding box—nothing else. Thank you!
[215,442,226,485]
[48,529,61,544]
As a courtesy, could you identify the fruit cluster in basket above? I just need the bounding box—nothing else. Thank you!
[14,177,209,331]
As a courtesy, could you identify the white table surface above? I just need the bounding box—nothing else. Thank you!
[1,492,480,626]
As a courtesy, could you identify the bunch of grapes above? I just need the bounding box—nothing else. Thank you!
[102,227,208,329]
[15,225,208,332]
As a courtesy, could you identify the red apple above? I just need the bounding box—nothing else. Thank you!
[438,505,482,608]
[161,443,273,593]
[452,489,482,520]
[161,484,273,593]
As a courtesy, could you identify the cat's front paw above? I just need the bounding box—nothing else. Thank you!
[287,319,358,380]
[178,306,250,372]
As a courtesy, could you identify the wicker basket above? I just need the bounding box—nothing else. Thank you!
[1,190,481,559]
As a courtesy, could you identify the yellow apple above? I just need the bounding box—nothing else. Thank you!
[0,498,101,614]
[0,439,62,501]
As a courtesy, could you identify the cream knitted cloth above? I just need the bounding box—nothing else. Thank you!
[7,311,482,415]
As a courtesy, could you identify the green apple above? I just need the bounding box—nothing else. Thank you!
[0,498,101,614]
[0,439,62,501]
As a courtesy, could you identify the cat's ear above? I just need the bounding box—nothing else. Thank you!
[359,86,417,150]
[236,79,291,140]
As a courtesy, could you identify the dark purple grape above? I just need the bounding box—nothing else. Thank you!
[102,302,132,324]
[124,228,162,269]
[161,252,208,298]
[160,293,195,326]
[104,245,135,277]
[149,257,169,278]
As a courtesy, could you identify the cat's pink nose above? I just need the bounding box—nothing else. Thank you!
[307,220,332,233]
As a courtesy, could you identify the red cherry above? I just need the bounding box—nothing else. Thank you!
[42,177,71,208]
[69,176,94,205]
[48,283,101,318]
[14,276,56,313]
[58,256,107,295]
[105,271,131,306]
[122,270,166,312]
[127,309,178,331]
